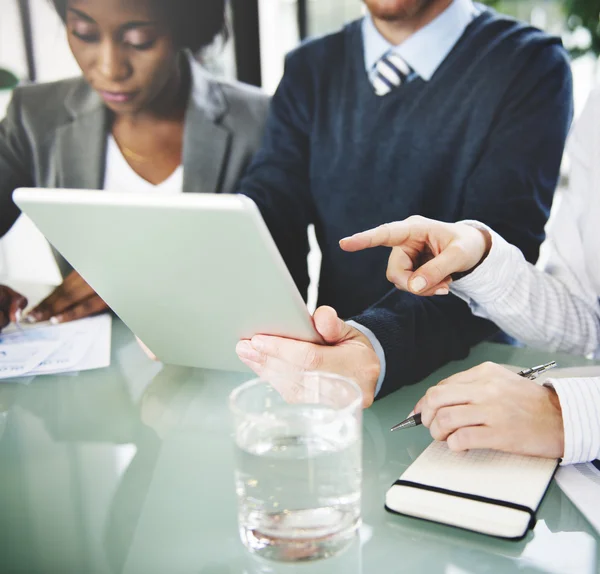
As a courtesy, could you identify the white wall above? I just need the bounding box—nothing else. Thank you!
[0,0,80,284]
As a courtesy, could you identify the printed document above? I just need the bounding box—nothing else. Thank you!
[0,314,112,380]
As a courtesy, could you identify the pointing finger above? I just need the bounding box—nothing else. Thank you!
[340,222,415,251]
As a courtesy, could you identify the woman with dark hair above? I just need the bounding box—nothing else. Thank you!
[0,0,269,327]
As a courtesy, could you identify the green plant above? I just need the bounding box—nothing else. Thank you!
[480,0,600,57]
[564,0,600,56]
[0,68,18,91]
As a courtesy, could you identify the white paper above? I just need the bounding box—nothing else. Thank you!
[0,339,62,379]
[0,315,112,379]
[27,315,112,375]
[555,463,600,534]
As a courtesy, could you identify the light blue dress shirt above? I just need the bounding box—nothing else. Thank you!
[363,0,480,80]
[350,0,480,397]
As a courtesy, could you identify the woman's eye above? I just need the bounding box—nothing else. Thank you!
[123,31,157,51]
[127,39,156,51]
[71,30,99,42]
[70,23,99,43]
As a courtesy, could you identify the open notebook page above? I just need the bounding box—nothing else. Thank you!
[386,441,558,539]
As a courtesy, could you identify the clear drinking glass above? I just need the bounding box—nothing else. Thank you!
[229,372,363,562]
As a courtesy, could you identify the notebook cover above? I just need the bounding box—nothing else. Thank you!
[385,444,560,540]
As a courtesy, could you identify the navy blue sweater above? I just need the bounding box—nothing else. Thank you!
[240,10,573,397]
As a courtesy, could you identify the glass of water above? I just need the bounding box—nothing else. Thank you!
[229,372,363,562]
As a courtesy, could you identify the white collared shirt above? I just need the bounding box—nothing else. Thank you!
[362,0,481,81]
[450,88,600,465]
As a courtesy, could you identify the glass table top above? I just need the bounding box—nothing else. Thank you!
[0,320,597,574]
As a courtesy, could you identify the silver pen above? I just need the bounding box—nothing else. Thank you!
[390,361,558,432]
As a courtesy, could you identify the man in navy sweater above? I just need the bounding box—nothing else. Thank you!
[235,0,572,406]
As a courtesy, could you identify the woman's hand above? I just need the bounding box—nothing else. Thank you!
[413,362,565,459]
[0,286,28,331]
[340,216,492,296]
[25,270,109,324]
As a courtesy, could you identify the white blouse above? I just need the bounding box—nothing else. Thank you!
[103,135,183,195]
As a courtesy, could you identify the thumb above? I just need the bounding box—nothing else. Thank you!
[313,306,351,344]
[407,244,466,294]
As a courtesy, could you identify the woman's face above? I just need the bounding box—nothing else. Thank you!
[65,0,179,115]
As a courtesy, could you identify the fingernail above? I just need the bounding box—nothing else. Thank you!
[236,341,262,363]
[435,288,449,296]
[50,316,60,325]
[410,276,428,293]
[236,341,252,355]
[251,337,266,352]
[15,309,22,323]
[23,314,37,324]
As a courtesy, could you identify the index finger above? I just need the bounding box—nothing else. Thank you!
[28,276,94,322]
[413,364,497,414]
[417,382,484,428]
[340,222,415,252]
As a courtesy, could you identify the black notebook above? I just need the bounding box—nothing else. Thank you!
[385,441,559,540]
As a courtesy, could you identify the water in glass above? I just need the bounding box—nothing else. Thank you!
[234,400,361,562]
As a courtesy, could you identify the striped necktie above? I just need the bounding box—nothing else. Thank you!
[372,51,413,96]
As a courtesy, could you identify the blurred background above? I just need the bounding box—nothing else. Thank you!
[0,0,598,286]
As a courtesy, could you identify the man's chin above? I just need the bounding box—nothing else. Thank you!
[365,0,437,22]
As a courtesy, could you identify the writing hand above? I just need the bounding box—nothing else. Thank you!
[0,286,28,332]
[413,362,564,459]
[25,270,109,324]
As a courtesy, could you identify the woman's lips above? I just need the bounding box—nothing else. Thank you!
[98,90,137,103]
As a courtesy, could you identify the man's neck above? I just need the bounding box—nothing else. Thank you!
[371,0,454,45]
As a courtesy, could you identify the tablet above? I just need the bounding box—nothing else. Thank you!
[13,189,320,372]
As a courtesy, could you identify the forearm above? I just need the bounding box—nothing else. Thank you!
[236,50,314,298]
[452,224,600,357]
[352,291,498,398]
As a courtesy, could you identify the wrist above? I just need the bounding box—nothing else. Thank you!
[545,386,565,458]
[451,228,492,281]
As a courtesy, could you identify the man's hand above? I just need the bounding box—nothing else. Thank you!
[414,362,564,459]
[339,216,492,296]
[0,286,27,331]
[25,270,109,324]
[235,306,380,408]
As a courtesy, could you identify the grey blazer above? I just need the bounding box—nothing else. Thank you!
[0,58,270,272]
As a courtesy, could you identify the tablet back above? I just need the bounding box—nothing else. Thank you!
[14,189,319,372]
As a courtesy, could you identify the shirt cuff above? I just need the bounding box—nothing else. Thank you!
[449,221,524,308]
[544,377,600,465]
[347,320,386,397]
